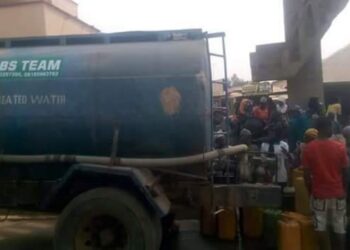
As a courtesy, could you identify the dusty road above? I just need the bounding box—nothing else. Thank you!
[0,218,237,250]
[0,218,54,250]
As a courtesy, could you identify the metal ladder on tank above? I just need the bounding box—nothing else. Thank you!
[206,33,243,250]
[206,32,236,184]
[206,32,231,148]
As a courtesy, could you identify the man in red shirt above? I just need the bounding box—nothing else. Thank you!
[303,117,348,250]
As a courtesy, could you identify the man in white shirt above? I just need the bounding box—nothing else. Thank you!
[261,140,289,185]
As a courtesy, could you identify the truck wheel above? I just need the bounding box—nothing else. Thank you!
[54,188,160,250]
[152,214,162,249]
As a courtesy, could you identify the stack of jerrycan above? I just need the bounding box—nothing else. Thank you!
[199,185,236,241]
[243,207,264,239]
[263,209,282,249]
[200,206,237,241]
[279,212,318,250]
[278,219,301,250]
[200,206,216,236]
[293,168,311,215]
[199,186,217,237]
[292,168,304,187]
[216,208,236,240]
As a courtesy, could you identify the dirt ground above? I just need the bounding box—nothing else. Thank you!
[0,217,239,250]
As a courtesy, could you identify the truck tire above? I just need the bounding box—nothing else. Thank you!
[152,214,162,250]
[54,187,160,250]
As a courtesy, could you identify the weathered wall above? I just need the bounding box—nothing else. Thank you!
[251,0,349,107]
[0,0,77,16]
[0,3,46,38]
[288,42,323,107]
[50,0,77,17]
[0,0,97,39]
[0,0,38,5]
[43,4,97,36]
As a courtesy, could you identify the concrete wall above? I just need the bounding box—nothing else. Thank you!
[288,42,324,107]
[0,0,97,38]
[43,4,96,36]
[0,0,38,5]
[0,3,46,38]
[50,0,77,17]
[0,0,77,16]
[251,0,349,108]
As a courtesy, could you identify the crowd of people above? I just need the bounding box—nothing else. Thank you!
[229,96,345,175]
[227,96,348,250]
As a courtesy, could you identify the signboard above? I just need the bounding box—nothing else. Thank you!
[0,58,62,78]
[242,82,272,96]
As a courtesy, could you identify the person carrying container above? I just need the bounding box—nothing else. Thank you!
[327,97,342,122]
[302,117,348,250]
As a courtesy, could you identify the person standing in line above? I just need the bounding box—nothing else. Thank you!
[307,97,324,118]
[261,139,289,186]
[302,118,348,250]
[342,126,350,214]
[288,106,309,152]
[327,112,342,135]
[260,111,289,187]
[252,96,269,123]
[327,97,342,122]
[291,128,318,169]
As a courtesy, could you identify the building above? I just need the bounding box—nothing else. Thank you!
[323,44,350,83]
[0,0,98,38]
[323,44,350,121]
[250,0,348,107]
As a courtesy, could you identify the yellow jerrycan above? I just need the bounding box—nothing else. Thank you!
[294,177,311,215]
[282,212,318,250]
[216,208,236,241]
[243,207,263,238]
[278,220,302,250]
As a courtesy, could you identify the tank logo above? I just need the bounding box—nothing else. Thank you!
[0,58,62,78]
[160,87,181,116]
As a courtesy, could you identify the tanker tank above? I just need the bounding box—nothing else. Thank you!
[0,30,212,158]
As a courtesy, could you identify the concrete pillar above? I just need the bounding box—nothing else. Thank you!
[287,41,324,108]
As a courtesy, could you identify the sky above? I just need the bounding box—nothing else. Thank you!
[75,0,350,80]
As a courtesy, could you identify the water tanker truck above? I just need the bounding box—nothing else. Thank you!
[0,30,280,250]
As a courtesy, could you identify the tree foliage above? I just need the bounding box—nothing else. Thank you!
[230,74,247,87]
